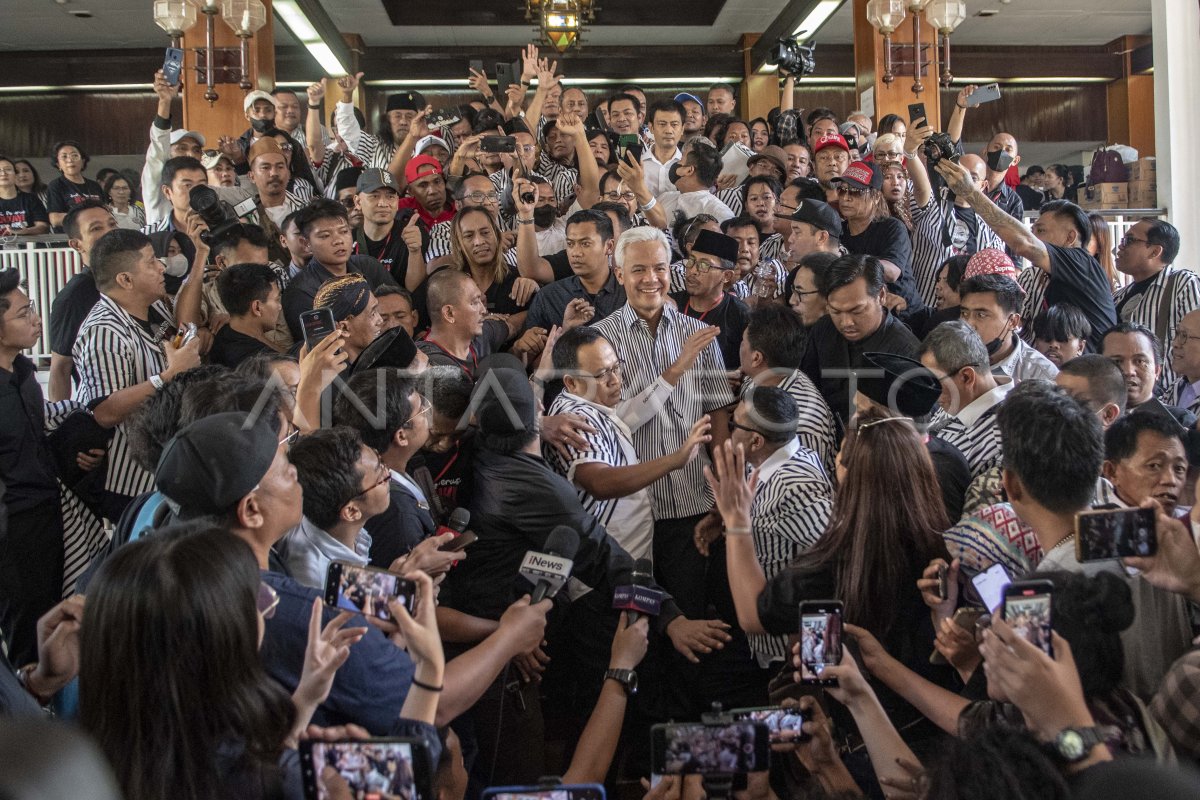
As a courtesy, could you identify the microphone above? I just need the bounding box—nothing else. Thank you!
[435,507,470,538]
[520,525,580,603]
[612,557,664,624]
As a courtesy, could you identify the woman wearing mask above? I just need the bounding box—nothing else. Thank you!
[45,140,105,230]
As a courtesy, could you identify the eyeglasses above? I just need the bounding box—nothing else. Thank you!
[1175,330,1200,347]
[684,255,727,274]
[1119,235,1149,248]
[577,359,624,382]
[58,152,82,161]
[728,418,768,437]
[792,287,819,298]
[279,426,300,449]
[463,191,501,204]
[601,191,637,202]
[340,196,358,209]
[403,396,433,428]
[257,581,279,619]
[932,364,969,383]
[349,456,391,502]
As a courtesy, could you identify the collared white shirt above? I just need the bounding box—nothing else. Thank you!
[931,377,1014,479]
[641,146,682,197]
[956,378,1015,428]
[390,468,428,509]
[657,189,735,225]
[277,515,373,591]
[991,335,1058,385]
[755,437,802,486]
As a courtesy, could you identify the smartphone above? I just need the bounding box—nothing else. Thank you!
[730,705,806,744]
[1076,506,1157,561]
[966,82,1002,108]
[930,605,987,665]
[798,600,843,685]
[300,738,429,800]
[162,47,184,86]
[651,721,770,775]
[438,531,478,552]
[1002,580,1054,658]
[470,58,484,76]
[907,102,927,125]
[615,133,643,163]
[936,563,949,601]
[482,785,605,800]
[495,61,516,92]
[427,108,462,129]
[970,563,1011,613]
[300,307,337,351]
[480,135,518,154]
[324,561,417,623]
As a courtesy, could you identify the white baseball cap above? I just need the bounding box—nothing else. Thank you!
[243,90,276,113]
[170,129,206,147]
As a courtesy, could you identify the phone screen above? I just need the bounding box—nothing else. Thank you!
[799,604,842,683]
[1003,584,1053,657]
[1076,506,1157,561]
[325,562,413,622]
[730,706,805,743]
[652,722,768,775]
[300,307,336,350]
[971,563,1011,613]
[163,47,183,86]
[302,739,420,800]
[483,786,605,800]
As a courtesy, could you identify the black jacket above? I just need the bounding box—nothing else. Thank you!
[281,255,398,340]
[364,480,437,569]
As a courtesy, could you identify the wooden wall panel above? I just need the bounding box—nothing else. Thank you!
[0,92,165,160]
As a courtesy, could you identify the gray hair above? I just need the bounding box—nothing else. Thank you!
[920,320,989,373]
[614,226,670,270]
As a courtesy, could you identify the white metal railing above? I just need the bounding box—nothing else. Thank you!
[1021,207,1169,290]
[0,238,83,363]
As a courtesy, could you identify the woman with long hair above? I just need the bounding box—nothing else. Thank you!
[714,406,951,737]
[103,173,145,230]
[447,206,536,317]
[13,159,48,208]
[79,523,442,800]
[1087,212,1120,292]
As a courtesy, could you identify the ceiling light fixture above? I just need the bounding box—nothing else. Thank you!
[867,0,965,94]
[524,0,596,52]
[792,0,841,41]
[275,0,349,76]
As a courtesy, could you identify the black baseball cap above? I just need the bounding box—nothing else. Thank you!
[155,412,278,520]
[356,167,398,195]
[788,199,843,238]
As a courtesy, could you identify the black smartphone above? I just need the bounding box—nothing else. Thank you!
[438,531,478,552]
[614,133,642,162]
[729,705,806,744]
[936,563,949,601]
[482,785,605,800]
[1002,580,1054,658]
[427,108,462,129]
[798,600,843,685]
[300,307,336,351]
[480,135,518,154]
[907,102,927,125]
[495,61,516,92]
[162,47,184,86]
[470,58,485,76]
[651,721,770,775]
[324,561,417,623]
[1076,506,1157,561]
[300,738,430,800]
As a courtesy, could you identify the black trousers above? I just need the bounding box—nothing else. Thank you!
[456,664,545,800]
[0,502,64,666]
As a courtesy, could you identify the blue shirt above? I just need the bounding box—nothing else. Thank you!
[524,271,626,332]
[259,570,415,734]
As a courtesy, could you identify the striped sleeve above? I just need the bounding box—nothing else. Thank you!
[72,320,137,405]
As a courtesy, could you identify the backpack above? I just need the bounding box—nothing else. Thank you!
[1089,146,1129,184]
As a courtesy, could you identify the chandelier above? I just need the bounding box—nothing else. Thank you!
[524,0,597,52]
[866,0,966,94]
[152,0,269,104]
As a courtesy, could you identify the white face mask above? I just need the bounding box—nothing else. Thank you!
[162,253,190,277]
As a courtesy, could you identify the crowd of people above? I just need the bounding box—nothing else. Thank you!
[2,41,1200,800]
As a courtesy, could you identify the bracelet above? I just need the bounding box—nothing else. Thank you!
[638,195,658,212]
[956,103,966,109]
[517,218,535,225]
[308,103,322,110]
[724,526,752,536]
[411,677,443,692]
[16,663,51,705]
[150,374,165,391]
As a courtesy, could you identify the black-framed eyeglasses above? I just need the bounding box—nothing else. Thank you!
[463,191,501,204]
[348,453,390,502]
[792,286,820,298]
[684,255,728,274]
[1119,235,1149,248]
[932,364,969,383]
[728,418,768,437]
[576,359,624,382]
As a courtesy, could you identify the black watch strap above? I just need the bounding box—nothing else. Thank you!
[1046,726,1107,763]
[604,668,638,696]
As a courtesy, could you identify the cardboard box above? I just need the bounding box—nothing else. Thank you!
[1080,182,1128,210]
[1129,186,1158,209]
[1128,157,1157,183]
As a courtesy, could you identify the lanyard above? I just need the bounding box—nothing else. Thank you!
[684,295,722,322]
[424,337,477,377]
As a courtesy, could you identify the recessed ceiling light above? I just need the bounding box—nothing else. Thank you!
[976,9,1000,16]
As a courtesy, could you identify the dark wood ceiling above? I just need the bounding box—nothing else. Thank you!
[380,0,729,27]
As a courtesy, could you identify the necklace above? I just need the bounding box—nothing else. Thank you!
[1047,533,1076,554]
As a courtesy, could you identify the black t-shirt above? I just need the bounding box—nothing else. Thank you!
[416,319,510,381]
[546,249,573,282]
[484,267,528,317]
[0,192,49,231]
[49,268,100,358]
[948,205,980,253]
[841,216,923,311]
[207,325,273,369]
[45,176,104,216]
[1043,244,1117,352]
[669,290,750,370]
[355,210,430,288]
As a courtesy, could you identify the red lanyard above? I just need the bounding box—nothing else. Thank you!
[424,337,477,377]
[434,450,460,483]
[684,295,721,322]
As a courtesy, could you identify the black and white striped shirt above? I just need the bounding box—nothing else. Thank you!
[1114,266,1200,390]
[742,369,839,476]
[592,303,736,519]
[1017,266,1051,343]
[716,186,743,216]
[928,380,1014,480]
[536,152,579,206]
[72,294,175,499]
[746,439,833,664]
[909,193,1004,309]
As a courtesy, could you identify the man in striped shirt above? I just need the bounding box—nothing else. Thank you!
[1113,219,1200,391]
[72,229,201,521]
[920,320,1013,484]
[591,227,735,622]
[705,387,833,670]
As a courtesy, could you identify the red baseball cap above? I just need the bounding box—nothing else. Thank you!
[404,154,443,184]
[964,248,1020,282]
[813,133,850,154]
[831,161,882,191]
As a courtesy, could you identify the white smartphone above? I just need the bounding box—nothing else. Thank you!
[970,563,1011,613]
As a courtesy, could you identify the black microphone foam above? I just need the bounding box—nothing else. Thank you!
[448,507,470,533]
[545,525,580,560]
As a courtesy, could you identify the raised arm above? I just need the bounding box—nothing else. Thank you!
[946,85,976,145]
[903,122,935,209]
[305,79,327,165]
[172,212,213,330]
[335,72,366,153]
[555,113,600,210]
[511,176,556,284]
[934,159,1049,271]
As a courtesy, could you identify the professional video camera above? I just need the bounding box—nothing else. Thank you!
[922,131,960,167]
[189,184,246,245]
[770,34,817,78]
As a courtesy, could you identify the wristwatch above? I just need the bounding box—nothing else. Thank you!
[1046,726,1106,763]
[604,668,638,696]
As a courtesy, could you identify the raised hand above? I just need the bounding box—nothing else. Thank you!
[307,78,326,107]
[521,43,540,82]
[337,71,364,102]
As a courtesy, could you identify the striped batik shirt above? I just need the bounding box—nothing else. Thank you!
[910,193,1004,309]
[1161,376,1200,418]
[72,294,174,499]
[592,303,736,519]
[333,101,396,171]
[716,186,743,216]
[747,438,834,664]
[928,379,1014,480]
[1114,266,1200,390]
[741,369,839,476]
[1017,266,1051,343]
[489,169,549,230]
[537,152,579,206]
[760,233,786,263]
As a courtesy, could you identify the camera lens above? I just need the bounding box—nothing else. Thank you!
[520,192,535,204]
